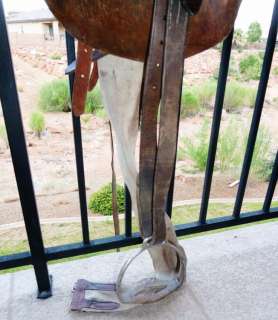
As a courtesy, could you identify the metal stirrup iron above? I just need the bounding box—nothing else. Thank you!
[71,0,202,312]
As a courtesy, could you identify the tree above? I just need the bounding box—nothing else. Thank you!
[233,28,246,48]
[247,22,262,43]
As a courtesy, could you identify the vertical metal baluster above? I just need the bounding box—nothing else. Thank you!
[125,185,132,237]
[166,170,175,219]
[65,33,90,244]
[199,31,234,224]
[263,151,278,213]
[233,1,278,218]
[0,0,51,298]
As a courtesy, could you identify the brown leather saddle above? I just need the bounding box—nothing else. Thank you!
[45,0,241,312]
[47,0,242,116]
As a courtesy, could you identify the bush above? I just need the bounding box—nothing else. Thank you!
[233,28,246,49]
[273,66,278,76]
[253,151,275,182]
[50,53,62,60]
[213,57,240,81]
[192,81,216,110]
[217,120,241,172]
[244,88,257,108]
[38,79,70,112]
[239,54,262,80]
[179,116,272,181]
[95,108,108,119]
[247,22,262,43]
[224,81,246,113]
[180,119,210,171]
[88,183,125,215]
[180,89,200,117]
[0,123,8,147]
[38,80,104,115]
[29,112,45,138]
[217,121,272,181]
[85,86,104,114]
[248,126,272,181]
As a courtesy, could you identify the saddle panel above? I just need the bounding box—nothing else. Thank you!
[45,0,242,61]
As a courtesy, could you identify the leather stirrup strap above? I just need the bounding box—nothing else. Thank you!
[139,0,199,243]
[138,0,168,239]
[152,0,188,243]
[72,41,92,116]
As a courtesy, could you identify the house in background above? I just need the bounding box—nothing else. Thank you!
[6,9,65,41]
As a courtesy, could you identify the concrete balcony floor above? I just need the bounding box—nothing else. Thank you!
[1,221,278,320]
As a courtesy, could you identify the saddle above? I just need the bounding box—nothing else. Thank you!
[45,0,241,312]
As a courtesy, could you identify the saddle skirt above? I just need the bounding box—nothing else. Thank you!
[45,0,242,61]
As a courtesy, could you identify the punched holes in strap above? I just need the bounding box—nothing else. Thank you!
[72,41,92,116]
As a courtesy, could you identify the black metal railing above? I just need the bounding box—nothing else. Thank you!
[0,0,277,299]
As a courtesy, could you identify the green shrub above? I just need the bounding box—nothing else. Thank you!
[233,28,246,49]
[224,81,246,113]
[223,81,256,112]
[0,123,8,147]
[95,108,108,119]
[81,114,92,126]
[38,79,70,112]
[192,81,216,109]
[50,53,62,60]
[29,112,45,138]
[249,126,272,181]
[239,54,262,80]
[253,151,275,182]
[244,88,257,108]
[180,89,200,117]
[217,120,241,172]
[88,183,125,216]
[247,22,262,43]
[85,86,104,114]
[180,119,210,171]
[179,116,272,180]
[215,42,223,52]
[213,58,240,81]
[273,66,278,76]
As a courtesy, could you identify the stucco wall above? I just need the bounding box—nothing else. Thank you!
[7,21,65,41]
[8,22,44,35]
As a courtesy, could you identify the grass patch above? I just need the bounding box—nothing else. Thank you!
[1,201,277,269]
[29,111,45,138]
